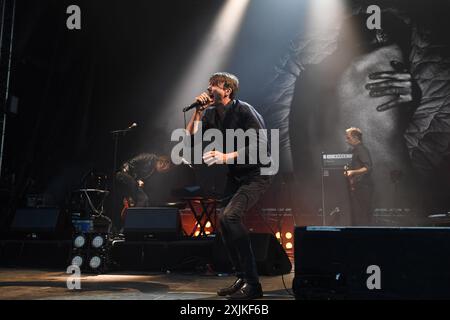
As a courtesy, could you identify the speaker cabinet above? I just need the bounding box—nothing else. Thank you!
[293,226,450,299]
[123,207,181,240]
[8,207,70,240]
[322,168,351,225]
[212,233,292,276]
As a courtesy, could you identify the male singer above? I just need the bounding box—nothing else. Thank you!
[185,72,273,300]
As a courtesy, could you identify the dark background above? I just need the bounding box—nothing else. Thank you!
[1,0,307,226]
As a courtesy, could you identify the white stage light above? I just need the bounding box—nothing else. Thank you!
[74,235,86,248]
[89,256,102,269]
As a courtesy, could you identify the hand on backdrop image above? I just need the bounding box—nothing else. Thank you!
[366,60,415,112]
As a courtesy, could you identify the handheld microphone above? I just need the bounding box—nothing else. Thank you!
[183,102,203,113]
[183,94,213,112]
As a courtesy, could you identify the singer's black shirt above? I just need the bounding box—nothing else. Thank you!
[198,99,271,179]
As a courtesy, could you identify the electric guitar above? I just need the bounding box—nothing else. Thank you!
[120,196,135,222]
[344,164,356,192]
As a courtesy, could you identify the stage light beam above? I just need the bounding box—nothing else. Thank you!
[158,0,251,131]
[307,0,346,33]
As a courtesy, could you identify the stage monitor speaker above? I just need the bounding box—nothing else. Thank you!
[212,233,292,276]
[166,239,213,272]
[293,226,450,299]
[322,168,351,225]
[123,207,181,240]
[9,207,68,239]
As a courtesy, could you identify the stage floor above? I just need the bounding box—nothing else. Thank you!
[0,268,294,300]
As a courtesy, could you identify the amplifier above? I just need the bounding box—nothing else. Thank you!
[322,153,352,169]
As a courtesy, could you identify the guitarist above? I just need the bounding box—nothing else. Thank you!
[116,153,172,221]
[344,127,374,226]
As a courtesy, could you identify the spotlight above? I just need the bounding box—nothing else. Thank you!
[194,230,200,237]
[276,232,281,239]
[205,221,211,228]
[285,242,293,250]
[73,235,86,248]
[91,235,104,248]
[158,0,251,129]
[89,256,102,269]
[285,232,293,240]
[71,255,83,267]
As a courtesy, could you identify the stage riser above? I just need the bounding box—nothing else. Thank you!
[0,240,72,268]
[293,227,450,299]
[111,239,214,272]
[0,233,291,276]
[212,233,292,276]
[112,233,292,275]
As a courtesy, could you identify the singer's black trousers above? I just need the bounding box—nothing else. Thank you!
[218,173,273,285]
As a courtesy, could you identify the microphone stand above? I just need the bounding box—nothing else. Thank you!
[110,126,135,231]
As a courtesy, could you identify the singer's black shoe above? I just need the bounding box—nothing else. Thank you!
[227,282,263,300]
[217,278,245,297]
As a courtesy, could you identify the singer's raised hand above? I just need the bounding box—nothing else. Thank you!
[186,92,213,135]
[195,92,213,111]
